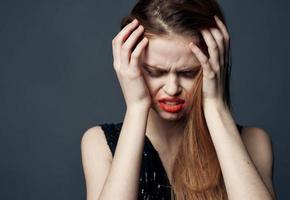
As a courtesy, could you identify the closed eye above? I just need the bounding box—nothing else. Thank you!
[143,66,166,77]
[142,64,200,78]
[145,70,199,78]
[178,70,199,78]
[146,70,165,77]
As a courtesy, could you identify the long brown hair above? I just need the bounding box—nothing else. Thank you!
[120,0,232,199]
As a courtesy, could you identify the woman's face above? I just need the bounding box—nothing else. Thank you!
[140,35,202,121]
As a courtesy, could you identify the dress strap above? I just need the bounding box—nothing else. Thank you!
[99,122,122,156]
[236,123,243,133]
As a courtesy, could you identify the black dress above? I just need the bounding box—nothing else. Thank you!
[99,122,243,200]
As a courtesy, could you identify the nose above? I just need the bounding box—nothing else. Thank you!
[164,74,182,96]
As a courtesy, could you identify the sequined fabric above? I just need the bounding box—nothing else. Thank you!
[99,122,243,200]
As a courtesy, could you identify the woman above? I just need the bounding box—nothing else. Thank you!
[81,0,276,199]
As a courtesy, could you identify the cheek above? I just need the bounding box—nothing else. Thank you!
[140,71,153,89]
[183,80,196,94]
[185,92,194,106]
[142,77,160,98]
[141,73,159,90]
[184,82,198,103]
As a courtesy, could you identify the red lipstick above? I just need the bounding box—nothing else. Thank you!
[158,97,185,113]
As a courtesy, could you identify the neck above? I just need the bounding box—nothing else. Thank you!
[145,108,186,153]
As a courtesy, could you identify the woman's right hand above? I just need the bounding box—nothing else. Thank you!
[112,19,152,110]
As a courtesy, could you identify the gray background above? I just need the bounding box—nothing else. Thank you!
[0,0,289,199]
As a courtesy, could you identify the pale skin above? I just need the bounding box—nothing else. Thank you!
[81,16,276,200]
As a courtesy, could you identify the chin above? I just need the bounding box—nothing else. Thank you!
[162,113,185,121]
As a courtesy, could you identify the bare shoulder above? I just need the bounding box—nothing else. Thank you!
[81,125,113,162]
[240,126,273,151]
[240,126,277,199]
[239,126,274,173]
[80,125,113,200]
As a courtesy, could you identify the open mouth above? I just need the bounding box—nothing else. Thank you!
[158,102,184,113]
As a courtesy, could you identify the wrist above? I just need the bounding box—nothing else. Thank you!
[127,102,151,113]
[203,99,228,112]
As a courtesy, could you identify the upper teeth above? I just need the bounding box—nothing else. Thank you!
[164,102,179,105]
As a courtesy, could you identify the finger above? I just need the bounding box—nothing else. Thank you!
[121,25,145,68]
[214,15,230,67]
[209,28,225,67]
[130,37,149,70]
[200,29,220,71]
[112,19,139,70]
[189,42,215,79]
[115,19,139,43]
[214,15,230,42]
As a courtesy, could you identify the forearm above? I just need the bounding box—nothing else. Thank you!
[203,102,272,200]
[99,105,150,200]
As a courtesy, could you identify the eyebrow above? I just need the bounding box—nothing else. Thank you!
[142,63,200,72]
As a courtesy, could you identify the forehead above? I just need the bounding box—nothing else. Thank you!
[142,35,200,68]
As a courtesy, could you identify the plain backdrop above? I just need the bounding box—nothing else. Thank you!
[0,0,289,199]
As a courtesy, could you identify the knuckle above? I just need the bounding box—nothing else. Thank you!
[211,44,218,51]
[113,62,119,69]
[216,35,223,43]
[119,68,127,76]
[113,65,119,73]
[122,44,131,51]
[131,52,139,59]
[112,37,119,45]
[202,58,209,65]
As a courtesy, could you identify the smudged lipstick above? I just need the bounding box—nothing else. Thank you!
[158,97,185,113]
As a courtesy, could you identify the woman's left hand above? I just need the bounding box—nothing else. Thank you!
[189,15,230,107]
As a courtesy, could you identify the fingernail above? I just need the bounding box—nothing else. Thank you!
[134,19,139,23]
